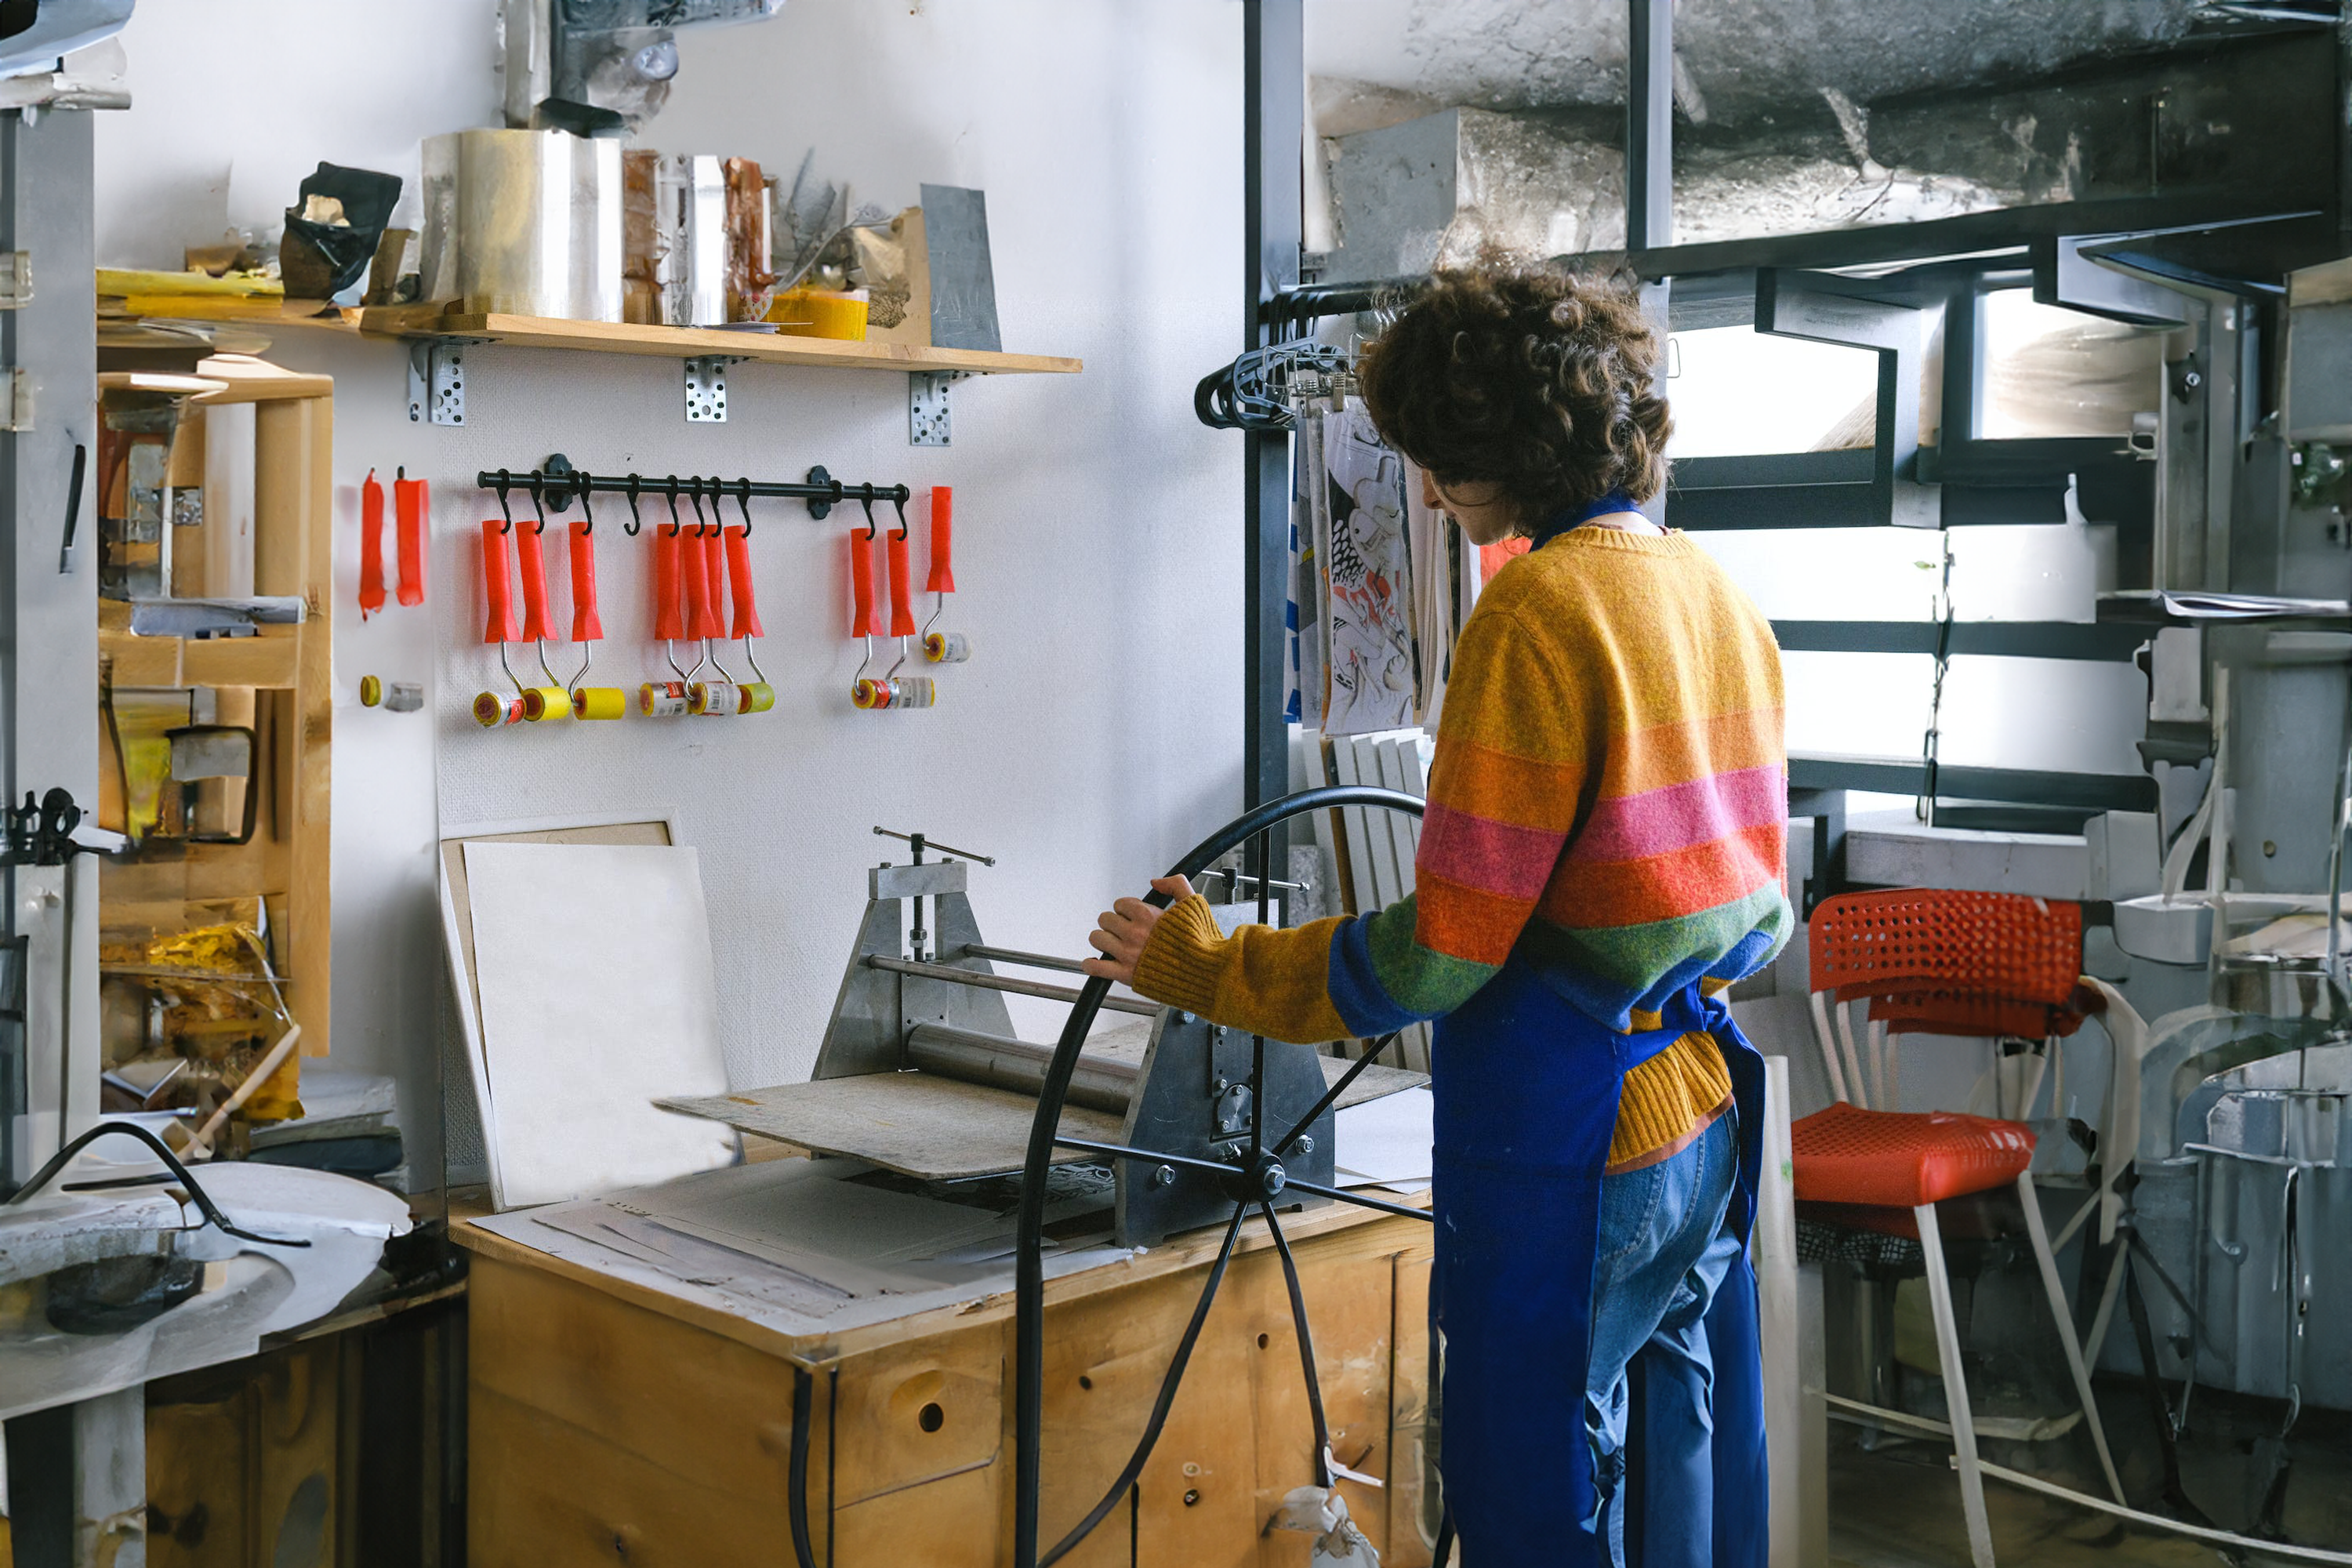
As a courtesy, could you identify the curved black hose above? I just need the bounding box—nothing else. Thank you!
[1012,786,1424,1568]
[790,1365,818,1568]
[1039,1203,1248,1567]
[6,1122,310,1247]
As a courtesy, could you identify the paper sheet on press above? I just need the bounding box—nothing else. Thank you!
[463,841,736,1208]
[1335,1084,1432,1192]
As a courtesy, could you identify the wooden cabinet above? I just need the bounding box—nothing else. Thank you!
[459,1207,1438,1566]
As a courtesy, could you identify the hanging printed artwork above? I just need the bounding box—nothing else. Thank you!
[1319,407,1417,735]
[1291,410,1325,727]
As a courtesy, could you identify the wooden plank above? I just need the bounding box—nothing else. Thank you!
[183,631,299,689]
[347,309,1083,376]
[827,1319,1002,1508]
[103,627,181,686]
[269,394,332,1057]
[192,353,336,405]
[832,1465,1002,1566]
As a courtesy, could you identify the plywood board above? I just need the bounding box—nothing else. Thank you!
[463,840,734,1207]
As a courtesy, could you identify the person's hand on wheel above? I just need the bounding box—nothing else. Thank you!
[1080,876,1194,986]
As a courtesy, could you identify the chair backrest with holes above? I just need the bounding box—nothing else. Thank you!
[1809,888,2085,1039]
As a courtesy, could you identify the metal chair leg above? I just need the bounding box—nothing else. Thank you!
[1917,1201,1998,1568]
[2015,1172,2126,1504]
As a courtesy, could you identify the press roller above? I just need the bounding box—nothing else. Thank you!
[655,830,1425,1246]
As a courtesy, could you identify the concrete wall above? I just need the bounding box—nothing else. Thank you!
[96,0,1247,1185]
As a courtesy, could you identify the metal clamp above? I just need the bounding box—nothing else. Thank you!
[0,251,31,310]
[2,366,31,434]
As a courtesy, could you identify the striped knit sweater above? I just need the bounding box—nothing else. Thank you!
[1134,524,1792,1169]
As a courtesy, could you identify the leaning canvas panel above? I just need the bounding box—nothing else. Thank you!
[1319,407,1417,736]
[463,842,737,1209]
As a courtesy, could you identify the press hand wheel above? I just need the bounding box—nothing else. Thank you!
[1012,786,1429,1568]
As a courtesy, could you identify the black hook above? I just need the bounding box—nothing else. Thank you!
[495,469,514,535]
[575,471,595,535]
[395,464,405,482]
[889,491,909,542]
[527,471,549,535]
[624,474,644,536]
[688,477,711,539]
[662,476,683,538]
[858,492,878,542]
[735,477,753,538]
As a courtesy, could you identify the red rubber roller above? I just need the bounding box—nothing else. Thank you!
[481,520,518,645]
[516,518,557,643]
[569,518,603,643]
[359,470,387,619]
[725,524,763,639]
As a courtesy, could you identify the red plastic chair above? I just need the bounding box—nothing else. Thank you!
[1795,890,2119,1568]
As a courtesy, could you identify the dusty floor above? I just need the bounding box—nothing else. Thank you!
[1827,1382,2352,1567]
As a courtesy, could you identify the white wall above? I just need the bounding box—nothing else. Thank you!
[97,0,1247,1185]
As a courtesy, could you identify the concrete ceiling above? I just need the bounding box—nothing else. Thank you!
[1305,0,2205,134]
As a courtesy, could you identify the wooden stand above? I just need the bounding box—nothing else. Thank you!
[457,1200,1437,1566]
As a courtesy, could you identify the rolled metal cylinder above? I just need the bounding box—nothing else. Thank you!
[864,954,1160,1017]
[421,129,624,321]
[906,1025,1139,1116]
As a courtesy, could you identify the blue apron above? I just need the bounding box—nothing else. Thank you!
[1430,962,1769,1567]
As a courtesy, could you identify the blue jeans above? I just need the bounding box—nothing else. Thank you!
[1586,1109,1741,1566]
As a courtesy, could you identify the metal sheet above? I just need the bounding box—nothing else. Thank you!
[420,129,623,321]
[918,183,1000,352]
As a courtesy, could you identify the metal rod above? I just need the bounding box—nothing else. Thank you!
[475,470,908,508]
[1054,1135,1235,1179]
[876,826,996,866]
[866,955,1160,1017]
[907,1025,1139,1115]
[1273,1031,1398,1156]
[1281,1176,1434,1222]
[959,944,1090,975]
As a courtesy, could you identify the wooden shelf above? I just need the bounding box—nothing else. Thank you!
[119,292,1082,376]
[101,627,300,690]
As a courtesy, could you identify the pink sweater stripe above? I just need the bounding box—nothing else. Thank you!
[1566,762,1786,866]
[1417,800,1564,902]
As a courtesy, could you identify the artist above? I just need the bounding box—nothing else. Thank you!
[1083,265,1790,1567]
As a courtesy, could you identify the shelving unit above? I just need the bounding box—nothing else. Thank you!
[97,354,336,1065]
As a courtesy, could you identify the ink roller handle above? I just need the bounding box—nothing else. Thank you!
[481,520,518,644]
[652,521,684,641]
[726,525,763,640]
[517,519,557,643]
[394,474,427,607]
[697,526,728,641]
[570,519,603,643]
[360,471,386,619]
[887,526,916,637]
[926,485,955,593]
[849,528,878,637]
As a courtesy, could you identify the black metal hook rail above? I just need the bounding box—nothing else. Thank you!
[473,456,909,528]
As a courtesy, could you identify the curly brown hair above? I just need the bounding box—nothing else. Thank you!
[1357,264,1671,531]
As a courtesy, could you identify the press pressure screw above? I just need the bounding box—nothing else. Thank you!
[1294,1135,1315,1155]
[1154,1165,1176,1188]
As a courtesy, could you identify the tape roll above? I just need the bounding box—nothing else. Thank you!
[923,631,971,664]
[689,681,743,717]
[573,686,627,720]
[521,685,572,721]
[740,681,776,713]
[473,690,524,728]
[851,677,890,710]
[360,674,383,707]
[887,676,937,710]
[638,681,691,718]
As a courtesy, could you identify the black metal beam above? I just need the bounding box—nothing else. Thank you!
[1788,753,2157,813]
[1243,0,1301,817]
[1772,620,2151,662]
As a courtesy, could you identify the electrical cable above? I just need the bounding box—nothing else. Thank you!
[1261,1201,1332,1489]
[1039,1203,1249,1567]
[789,1364,818,1568]
[5,1122,310,1247]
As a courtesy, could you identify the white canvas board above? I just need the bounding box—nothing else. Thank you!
[1335,1084,1433,1185]
[463,841,735,1208]
[1351,736,1403,909]
[1326,735,1377,916]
